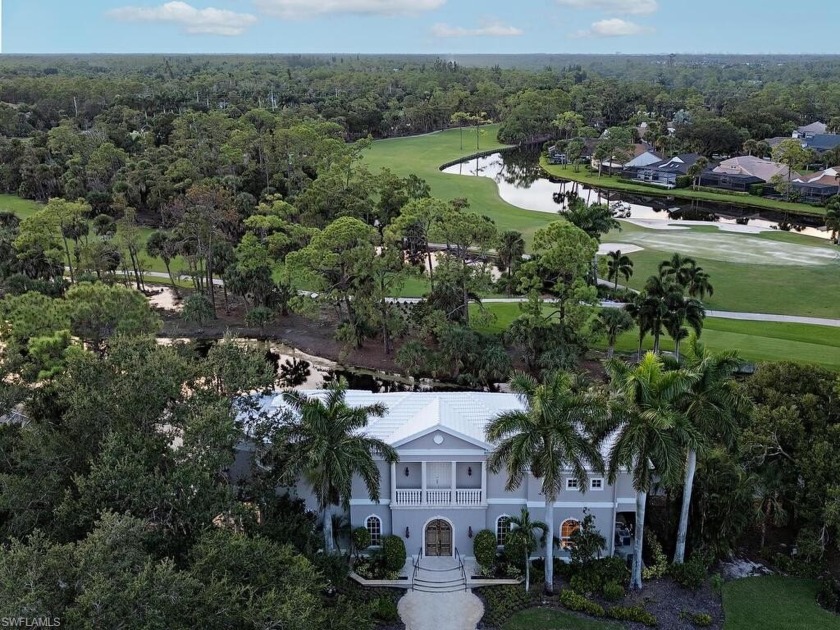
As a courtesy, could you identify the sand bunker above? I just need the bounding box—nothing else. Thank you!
[620,231,839,266]
[598,243,644,255]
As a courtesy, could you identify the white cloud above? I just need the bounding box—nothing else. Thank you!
[573,18,654,38]
[431,21,523,38]
[108,1,257,36]
[254,0,446,19]
[556,0,658,15]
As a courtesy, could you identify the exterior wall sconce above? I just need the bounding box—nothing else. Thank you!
[404,467,409,477]
[467,466,472,476]
[405,527,410,539]
[468,526,473,539]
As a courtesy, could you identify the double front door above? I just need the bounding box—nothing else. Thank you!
[425,519,452,556]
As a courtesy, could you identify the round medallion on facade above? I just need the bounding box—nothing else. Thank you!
[433,433,444,445]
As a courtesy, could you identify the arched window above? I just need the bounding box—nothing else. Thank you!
[366,515,382,546]
[496,515,511,546]
[560,519,580,549]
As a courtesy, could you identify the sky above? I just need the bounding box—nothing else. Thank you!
[2,0,839,56]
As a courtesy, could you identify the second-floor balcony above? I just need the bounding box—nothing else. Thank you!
[390,461,486,508]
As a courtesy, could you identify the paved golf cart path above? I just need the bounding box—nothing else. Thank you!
[140,271,840,328]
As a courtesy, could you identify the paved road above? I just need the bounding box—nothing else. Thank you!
[142,271,840,328]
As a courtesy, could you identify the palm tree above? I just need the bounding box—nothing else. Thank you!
[496,230,525,294]
[606,250,634,291]
[825,196,840,244]
[507,507,549,592]
[687,157,709,191]
[277,379,399,553]
[599,308,635,359]
[602,353,700,589]
[672,339,747,564]
[658,253,697,289]
[486,372,606,594]
[641,275,682,355]
[685,266,714,300]
[664,295,705,362]
[624,295,655,359]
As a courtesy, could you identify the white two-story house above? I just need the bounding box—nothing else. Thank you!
[236,390,637,561]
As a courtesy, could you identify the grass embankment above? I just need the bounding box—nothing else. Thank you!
[365,125,554,244]
[722,576,839,630]
[541,160,828,218]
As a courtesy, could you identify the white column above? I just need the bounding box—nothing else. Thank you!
[421,461,427,505]
[451,461,457,506]
[481,462,488,506]
[390,462,397,506]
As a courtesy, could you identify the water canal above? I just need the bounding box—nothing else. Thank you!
[442,148,831,240]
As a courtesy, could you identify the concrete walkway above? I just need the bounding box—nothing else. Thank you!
[398,590,484,630]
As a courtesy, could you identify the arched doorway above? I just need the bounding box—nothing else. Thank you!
[424,519,452,557]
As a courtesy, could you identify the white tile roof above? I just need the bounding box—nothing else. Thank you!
[256,390,525,447]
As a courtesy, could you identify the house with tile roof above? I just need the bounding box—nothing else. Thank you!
[712,156,798,183]
[234,391,637,561]
[629,153,707,188]
[793,122,828,139]
[792,166,840,203]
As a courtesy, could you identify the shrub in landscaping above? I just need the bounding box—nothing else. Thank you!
[691,612,713,627]
[607,605,658,626]
[602,580,624,602]
[710,572,724,595]
[473,529,497,568]
[569,510,606,566]
[475,585,535,627]
[351,527,370,554]
[559,589,606,617]
[568,556,630,594]
[371,596,400,623]
[817,575,840,613]
[670,555,707,590]
[381,535,406,572]
[675,175,693,189]
[642,534,668,580]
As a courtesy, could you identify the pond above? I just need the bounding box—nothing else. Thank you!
[442,148,831,240]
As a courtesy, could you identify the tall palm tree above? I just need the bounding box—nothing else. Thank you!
[507,507,549,593]
[496,230,526,294]
[673,339,748,564]
[599,308,635,359]
[641,275,682,355]
[687,157,709,191]
[664,295,705,362]
[685,266,714,300]
[658,253,697,289]
[606,250,634,291]
[624,295,655,359]
[277,379,399,553]
[601,353,699,589]
[486,372,606,594]
[825,196,840,244]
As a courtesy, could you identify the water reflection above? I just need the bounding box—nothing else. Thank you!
[442,148,830,239]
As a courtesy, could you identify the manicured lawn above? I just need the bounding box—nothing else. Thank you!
[365,125,555,245]
[542,160,827,218]
[722,576,839,630]
[503,608,621,630]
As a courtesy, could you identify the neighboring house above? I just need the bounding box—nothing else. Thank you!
[793,122,828,139]
[799,134,840,154]
[621,150,664,178]
[234,391,637,561]
[592,143,656,174]
[712,156,799,183]
[697,171,764,193]
[631,153,706,188]
[792,166,840,203]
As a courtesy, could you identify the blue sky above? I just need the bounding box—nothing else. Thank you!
[2,0,838,55]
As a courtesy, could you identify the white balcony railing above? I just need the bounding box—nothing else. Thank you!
[455,489,482,506]
[394,489,421,506]
[425,489,452,505]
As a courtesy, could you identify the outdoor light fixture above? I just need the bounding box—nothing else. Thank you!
[404,467,409,477]
[405,527,410,538]
[467,466,472,476]
[468,526,473,538]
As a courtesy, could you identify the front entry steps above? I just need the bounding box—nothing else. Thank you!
[412,556,467,593]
